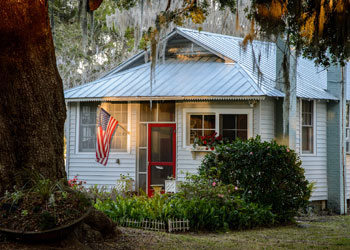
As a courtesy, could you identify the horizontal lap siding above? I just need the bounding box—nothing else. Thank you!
[298,101,328,201]
[347,155,350,199]
[67,103,137,188]
[260,98,275,141]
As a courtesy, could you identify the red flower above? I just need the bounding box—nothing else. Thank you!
[210,146,215,150]
[217,135,222,140]
[203,140,207,145]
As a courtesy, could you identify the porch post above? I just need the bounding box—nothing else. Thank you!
[327,64,347,214]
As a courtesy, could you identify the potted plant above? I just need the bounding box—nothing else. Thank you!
[116,174,134,192]
[165,175,181,193]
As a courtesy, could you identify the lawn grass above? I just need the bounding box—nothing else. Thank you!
[119,216,350,250]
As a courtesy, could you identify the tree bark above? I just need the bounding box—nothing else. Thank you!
[0,0,66,194]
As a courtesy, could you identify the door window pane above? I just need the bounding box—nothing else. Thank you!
[139,124,147,147]
[138,174,146,194]
[151,127,173,162]
[150,165,173,188]
[158,102,175,121]
[139,149,147,172]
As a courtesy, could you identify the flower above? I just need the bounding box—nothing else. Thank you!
[206,147,209,150]
[249,152,253,155]
[203,140,207,145]
[210,146,215,150]
[234,186,238,190]
[218,194,224,198]
[212,182,216,187]
[286,148,290,152]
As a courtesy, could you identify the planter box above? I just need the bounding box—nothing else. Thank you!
[116,179,134,192]
[190,146,215,160]
[165,180,182,193]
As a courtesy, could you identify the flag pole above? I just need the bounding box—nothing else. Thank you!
[98,105,130,134]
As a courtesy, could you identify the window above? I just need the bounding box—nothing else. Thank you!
[79,102,98,152]
[189,114,216,144]
[79,102,128,152]
[301,100,314,154]
[219,114,248,141]
[184,109,252,146]
[140,101,175,122]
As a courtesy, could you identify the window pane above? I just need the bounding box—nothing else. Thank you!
[204,129,216,136]
[79,102,98,152]
[138,174,146,194]
[190,115,202,129]
[139,124,147,147]
[237,130,248,140]
[139,149,147,172]
[204,115,215,129]
[158,102,175,121]
[151,127,173,162]
[190,130,202,144]
[223,130,235,141]
[302,127,313,153]
[347,104,349,128]
[237,115,247,129]
[140,102,157,122]
[222,115,235,129]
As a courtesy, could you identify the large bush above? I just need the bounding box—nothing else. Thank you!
[199,136,312,222]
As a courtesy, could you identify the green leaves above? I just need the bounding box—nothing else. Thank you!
[199,136,312,223]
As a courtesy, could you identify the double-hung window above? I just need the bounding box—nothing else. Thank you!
[185,109,251,146]
[301,100,314,154]
[78,102,128,152]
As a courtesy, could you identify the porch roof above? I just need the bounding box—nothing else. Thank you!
[64,56,282,102]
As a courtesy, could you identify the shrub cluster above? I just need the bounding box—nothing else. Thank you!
[94,174,275,231]
[199,136,312,222]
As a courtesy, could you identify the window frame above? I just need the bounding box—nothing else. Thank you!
[300,99,316,156]
[346,103,350,154]
[182,108,253,148]
[76,102,131,154]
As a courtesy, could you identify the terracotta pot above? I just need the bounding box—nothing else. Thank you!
[0,206,92,242]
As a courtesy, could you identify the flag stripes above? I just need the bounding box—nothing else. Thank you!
[96,107,118,166]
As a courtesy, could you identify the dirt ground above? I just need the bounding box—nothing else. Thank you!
[2,215,350,250]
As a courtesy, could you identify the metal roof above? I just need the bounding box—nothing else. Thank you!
[65,56,280,101]
[65,27,340,101]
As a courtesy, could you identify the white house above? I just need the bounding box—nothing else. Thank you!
[64,27,350,213]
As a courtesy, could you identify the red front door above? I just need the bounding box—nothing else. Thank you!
[148,124,176,196]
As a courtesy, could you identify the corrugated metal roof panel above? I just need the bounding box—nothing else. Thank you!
[64,57,279,100]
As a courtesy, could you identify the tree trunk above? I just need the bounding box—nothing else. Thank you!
[0,1,66,195]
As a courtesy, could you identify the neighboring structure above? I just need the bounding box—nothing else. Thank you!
[64,27,350,213]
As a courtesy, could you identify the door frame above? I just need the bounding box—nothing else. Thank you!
[147,123,176,196]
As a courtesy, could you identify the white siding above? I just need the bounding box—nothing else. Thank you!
[260,97,275,141]
[298,101,328,201]
[346,155,350,199]
[67,102,137,188]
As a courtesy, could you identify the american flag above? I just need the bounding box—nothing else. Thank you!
[96,107,118,166]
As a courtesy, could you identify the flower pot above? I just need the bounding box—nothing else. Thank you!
[0,206,92,242]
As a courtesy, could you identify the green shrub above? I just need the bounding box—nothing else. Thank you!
[94,175,275,231]
[199,136,312,222]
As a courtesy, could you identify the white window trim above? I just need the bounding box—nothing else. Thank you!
[300,99,317,156]
[182,108,253,149]
[75,102,131,155]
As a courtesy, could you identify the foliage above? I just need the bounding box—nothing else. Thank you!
[0,173,91,231]
[193,132,223,149]
[199,136,312,222]
[94,174,275,231]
